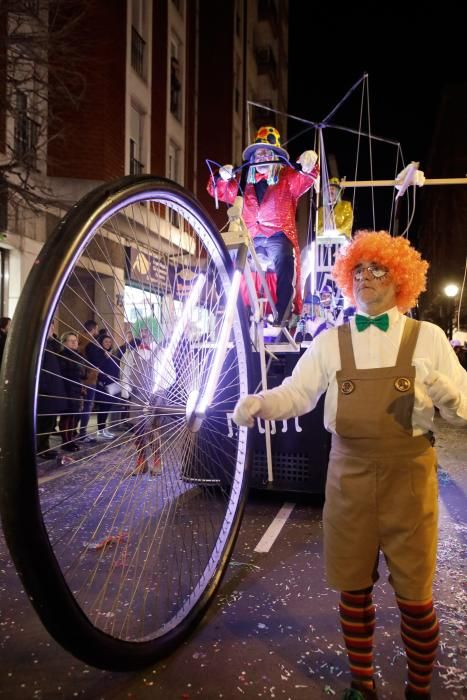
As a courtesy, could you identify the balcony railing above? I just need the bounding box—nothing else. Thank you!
[130,139,144,175]
[130,157,144,175]
[131,27,146,78]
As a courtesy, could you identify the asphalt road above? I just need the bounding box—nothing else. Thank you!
[0,417,465,700]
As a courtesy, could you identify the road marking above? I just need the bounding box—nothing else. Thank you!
[254,502,295,553]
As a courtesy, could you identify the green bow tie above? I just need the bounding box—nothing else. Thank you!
[355,313,389,332]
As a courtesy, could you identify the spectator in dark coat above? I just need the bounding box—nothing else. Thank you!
[78,319,104,442]
[94,334,120,438]
[37,320,68,459]
[58,332,84,452]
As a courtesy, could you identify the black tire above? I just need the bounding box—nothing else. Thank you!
[0,175,253,670]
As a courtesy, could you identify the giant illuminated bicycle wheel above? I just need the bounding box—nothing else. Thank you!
[0,176,253,670]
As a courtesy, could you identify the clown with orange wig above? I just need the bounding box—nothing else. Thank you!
[232,230,467,700]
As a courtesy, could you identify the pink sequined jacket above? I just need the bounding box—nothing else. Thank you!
[207,163,319,314]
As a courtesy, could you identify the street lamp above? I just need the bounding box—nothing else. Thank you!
[443,283,459,339]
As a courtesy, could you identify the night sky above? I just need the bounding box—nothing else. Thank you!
[288,4,465,160]
[286,4,466,234]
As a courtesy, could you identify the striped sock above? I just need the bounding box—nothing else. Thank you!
[396,595,439,697]
[339,587,376,691]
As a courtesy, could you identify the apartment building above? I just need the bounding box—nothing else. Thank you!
[0,0,289,323]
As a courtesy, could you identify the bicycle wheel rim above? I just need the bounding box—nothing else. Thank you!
[0,175,253,669]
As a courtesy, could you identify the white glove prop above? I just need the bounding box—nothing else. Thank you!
[414,170,425,186]
[297,150,318,173]
[424,370,461,409]
[219,164,234,181]
[395,162,425,191]
[232,395,263,428]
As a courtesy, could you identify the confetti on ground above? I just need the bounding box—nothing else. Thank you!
[85,532,127,550]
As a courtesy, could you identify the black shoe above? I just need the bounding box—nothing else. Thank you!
[343,691,366,700]
[38,450,59,460]
[405,690,431,699]
[62,443,80,453]
[295,331,304,343]
[343,681,378,700]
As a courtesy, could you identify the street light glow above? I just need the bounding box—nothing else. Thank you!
[443,283,459,298]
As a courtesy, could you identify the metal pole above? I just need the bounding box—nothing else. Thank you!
[341,177,467,188]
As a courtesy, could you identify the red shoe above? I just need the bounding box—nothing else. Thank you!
[149,456,162,476]
[128,454,148,476]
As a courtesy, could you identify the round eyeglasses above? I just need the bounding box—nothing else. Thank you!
[352,265,388,281]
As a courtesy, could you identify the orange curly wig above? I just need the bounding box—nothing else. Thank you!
[332,230,429,313]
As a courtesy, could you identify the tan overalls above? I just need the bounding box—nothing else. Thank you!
[324,318,438,600]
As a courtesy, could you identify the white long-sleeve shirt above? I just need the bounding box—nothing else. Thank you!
[259,306,467,435]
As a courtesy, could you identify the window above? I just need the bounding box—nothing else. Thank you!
[0,247,9,317]
[131,26,146,78]
[124,286,162,326]
[170,38,182,121]
[129,105,145,175]
[168,140,181,225]
[131,0,147,78]
[172,0,184,16]
[14,91,38,166]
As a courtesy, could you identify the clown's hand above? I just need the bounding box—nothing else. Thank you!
[232,395,263,428]
[297,150,318,173]
[219,164,234,181]
[424,370,461,409]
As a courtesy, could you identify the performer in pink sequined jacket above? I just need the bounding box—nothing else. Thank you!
[207,126,319,324]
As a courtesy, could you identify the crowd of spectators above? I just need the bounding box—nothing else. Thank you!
[35,319,145,460]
